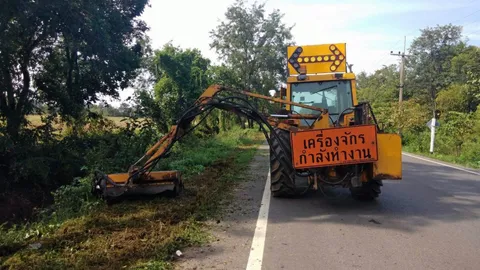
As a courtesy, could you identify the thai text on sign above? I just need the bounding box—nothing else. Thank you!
[290,125,378,169]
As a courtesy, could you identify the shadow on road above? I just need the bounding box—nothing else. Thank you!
[265,159,480,232]
[177,148,480,269]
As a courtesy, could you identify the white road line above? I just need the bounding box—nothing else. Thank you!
[246,169,271,270]
[403,152,480,176]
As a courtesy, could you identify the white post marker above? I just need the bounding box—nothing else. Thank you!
[246,170,271,270]
[429,117,436,154]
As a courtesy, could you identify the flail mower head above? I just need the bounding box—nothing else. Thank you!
[92,169,183,202]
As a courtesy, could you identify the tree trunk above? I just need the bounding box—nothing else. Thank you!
[237,114,245,129]
[219,111,227,131]
[2,112,20,190]
[6,114,22,141]
[248,119,254,129]
[0,148,16,194]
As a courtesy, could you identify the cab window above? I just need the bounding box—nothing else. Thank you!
[291,80,353,122]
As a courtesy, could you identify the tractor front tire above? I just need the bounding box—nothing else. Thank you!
[350,179,382,201]
[270,128,296,197]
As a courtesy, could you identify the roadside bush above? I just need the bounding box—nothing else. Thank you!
[0,125,84,195]
[0,115,161,223]
[157,125,258,177]
[399,107,480,168]
[1,109,259,224]
[402,130,431,152]
[45,177,100,223]
[0,124,262,269]
[82,117,160,173]
[458,141,480,167]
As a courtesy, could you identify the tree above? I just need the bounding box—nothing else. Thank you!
[450,45,480,83]
[118,103,133,117]
[407,24,465,113]
[436,84,469,113]
[356,64,399,105]
[210,0,294,127]
[133,89,168,131]
[142,43,211,132]
[207,64,241,89]
[466,69,480,113]
[0,0,149,140]
[210,0,293,93]
[206,65,243,131]
[437,111,475,156]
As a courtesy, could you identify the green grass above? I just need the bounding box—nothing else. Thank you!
[25,114,43,126]
[0,127,264,270]
[403,145,480,169]
[26,115,135,128]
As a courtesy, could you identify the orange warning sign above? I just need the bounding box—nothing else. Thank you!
[290,125,378,169]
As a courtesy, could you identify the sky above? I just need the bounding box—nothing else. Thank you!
[109,0,480,106]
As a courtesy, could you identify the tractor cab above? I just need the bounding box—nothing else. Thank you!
[291,79,353,123]
[284,43,358,128]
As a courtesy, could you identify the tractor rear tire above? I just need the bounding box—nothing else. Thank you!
[270,128,296,197]
[350,179,382,201]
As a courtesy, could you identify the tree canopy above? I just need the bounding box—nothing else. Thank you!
[357,24,480,163]
[209,0,294,94]
[406,24,465,110]
[0,0,149,140]
[133,43,211,132]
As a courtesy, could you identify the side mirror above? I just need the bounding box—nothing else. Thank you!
[280,87,287,98]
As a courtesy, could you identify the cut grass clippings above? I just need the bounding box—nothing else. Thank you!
[0,127,265,270]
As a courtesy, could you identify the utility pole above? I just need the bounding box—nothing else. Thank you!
[390,36,411,136]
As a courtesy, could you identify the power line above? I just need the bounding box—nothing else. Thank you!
[464,24,480,36]
[372,27,423,68]
[450,9,480,24]
[374,8,480,68]
[461,18,480,29]
[466,28,480,35]
[367,2,480,70]
[372,37,412,68]
[461,17,480,37]
[390,36,411,135]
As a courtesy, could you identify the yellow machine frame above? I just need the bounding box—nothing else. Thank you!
[93,43,402,202]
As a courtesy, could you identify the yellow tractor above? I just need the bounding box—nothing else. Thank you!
[92,43,402,202]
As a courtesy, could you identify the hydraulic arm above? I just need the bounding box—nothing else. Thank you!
[93,42,402,203]
[92,84,326,201]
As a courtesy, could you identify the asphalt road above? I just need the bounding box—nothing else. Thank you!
[178,149,480,270]
[263,154,480,270]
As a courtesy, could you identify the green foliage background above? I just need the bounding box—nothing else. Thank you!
[357,24,480,168]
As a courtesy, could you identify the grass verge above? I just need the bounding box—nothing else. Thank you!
[403,145,480,169]
[26,115,135,128]
[0,127,264,270]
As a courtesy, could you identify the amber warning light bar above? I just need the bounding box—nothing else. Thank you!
[287,43,347,75]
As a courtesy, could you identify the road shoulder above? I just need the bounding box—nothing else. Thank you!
[176,144,270,270]
[403,152,480,175]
